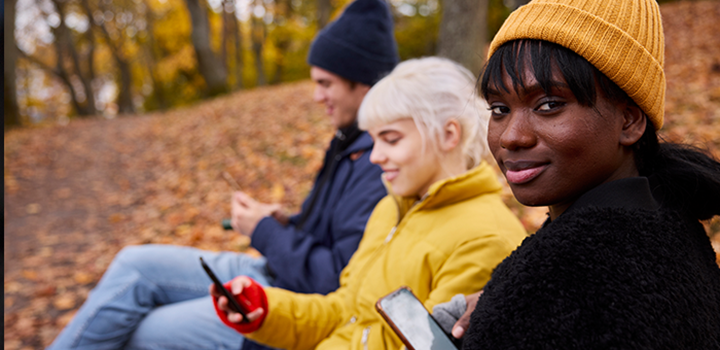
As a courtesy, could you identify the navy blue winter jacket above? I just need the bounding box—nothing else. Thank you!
[249,131,386,294]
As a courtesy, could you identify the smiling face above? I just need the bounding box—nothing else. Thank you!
[486,65,643,218]
[310,66,370,129]
[368,119,447,198]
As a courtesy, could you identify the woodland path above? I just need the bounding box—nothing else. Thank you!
[5,2,720,347]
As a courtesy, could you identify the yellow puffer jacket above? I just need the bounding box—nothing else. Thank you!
[245,162,527,350]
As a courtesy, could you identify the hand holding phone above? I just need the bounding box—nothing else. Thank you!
[376,287,461,350]
[201,257,251,323]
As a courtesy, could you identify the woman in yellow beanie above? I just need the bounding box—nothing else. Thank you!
[455,0,720,348]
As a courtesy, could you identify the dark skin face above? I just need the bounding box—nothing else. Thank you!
[486,65,647,220]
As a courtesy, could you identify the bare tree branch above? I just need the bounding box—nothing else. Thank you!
[18,45,86,115]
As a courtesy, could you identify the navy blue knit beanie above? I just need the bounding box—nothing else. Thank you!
[308,0,399,86]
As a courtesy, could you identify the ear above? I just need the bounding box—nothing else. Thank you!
[618,104,646,147]
[439,119,462,152]
[354,82,371,96]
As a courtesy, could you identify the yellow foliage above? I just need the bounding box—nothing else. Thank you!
[157,45,197,82]
[151,0,193,53]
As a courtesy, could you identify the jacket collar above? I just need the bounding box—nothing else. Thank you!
[337,131,374,156]
[540,176,661,231]
[541,177,660,228]
[389,162,502,220]
[567,177,659,214]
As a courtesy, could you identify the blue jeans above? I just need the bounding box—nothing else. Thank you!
[47,244,274,350]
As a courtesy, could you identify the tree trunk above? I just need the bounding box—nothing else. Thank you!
[17,0,96,119]
[184,0,229,96]
[251,16,266,86]
[144,7,168,110]
[80,0,97,113]
[116,58,135,114]
[508,0,530,10]
[60,6,96,115]
[51,21,88,116]
[224,0,243,90]
[271,39,289,84]
[5,0,21,129]
[437,0,488,76]
[316,0,331,29]
[234,10,244,90]
[93,7,135,115]
[51,0,96,116]
[222,6,230,72]
[271,0,291,84]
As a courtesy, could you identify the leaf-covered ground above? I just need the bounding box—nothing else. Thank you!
[4,2,720,348]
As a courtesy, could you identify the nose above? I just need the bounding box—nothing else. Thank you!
[499,112,536,151]
[369,145,386,165]
[313,86,324,103]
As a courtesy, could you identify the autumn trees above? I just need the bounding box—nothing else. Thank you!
[7,0,519,125]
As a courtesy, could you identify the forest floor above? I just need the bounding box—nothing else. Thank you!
[4,1,720,348]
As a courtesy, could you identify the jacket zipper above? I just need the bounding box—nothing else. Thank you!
[357,194,427,349]
[361,326,370,350]
[384,226,397,244]
[387,192,426,242]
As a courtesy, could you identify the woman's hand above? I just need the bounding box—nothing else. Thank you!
[209,276,265,323]
[451,290,483,338]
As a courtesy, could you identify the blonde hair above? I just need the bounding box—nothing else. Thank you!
[358,57,489,169]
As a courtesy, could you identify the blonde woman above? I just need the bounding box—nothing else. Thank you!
[212,57,527,349]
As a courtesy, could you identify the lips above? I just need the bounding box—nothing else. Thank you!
[383,169,399,182]
[502,160,548,185]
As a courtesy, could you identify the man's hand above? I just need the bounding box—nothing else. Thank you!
[231,191,283,236]
[209,276,264,324]
[451,290,483,338]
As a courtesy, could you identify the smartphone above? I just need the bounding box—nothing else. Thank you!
[200,257,250,323]
[376,287,460,350]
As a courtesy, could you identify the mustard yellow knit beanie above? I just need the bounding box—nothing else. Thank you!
[489,0,666,129]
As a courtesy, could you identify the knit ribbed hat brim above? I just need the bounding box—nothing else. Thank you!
[489,0,665,129]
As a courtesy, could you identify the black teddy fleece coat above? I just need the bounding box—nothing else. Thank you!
[463,180,720,350]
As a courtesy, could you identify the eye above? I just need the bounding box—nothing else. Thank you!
[375,130,402,145]
[536,100,564,111]
[384,137,401,145]
[489,105,510,116]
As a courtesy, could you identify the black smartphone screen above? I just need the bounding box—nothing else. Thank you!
[200,257,249,323]
[377,287,459,350]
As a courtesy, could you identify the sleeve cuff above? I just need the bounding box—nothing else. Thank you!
[212,277,269,334]
[250,216,285,254]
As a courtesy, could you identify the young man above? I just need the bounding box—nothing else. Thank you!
[47,0,398,348]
